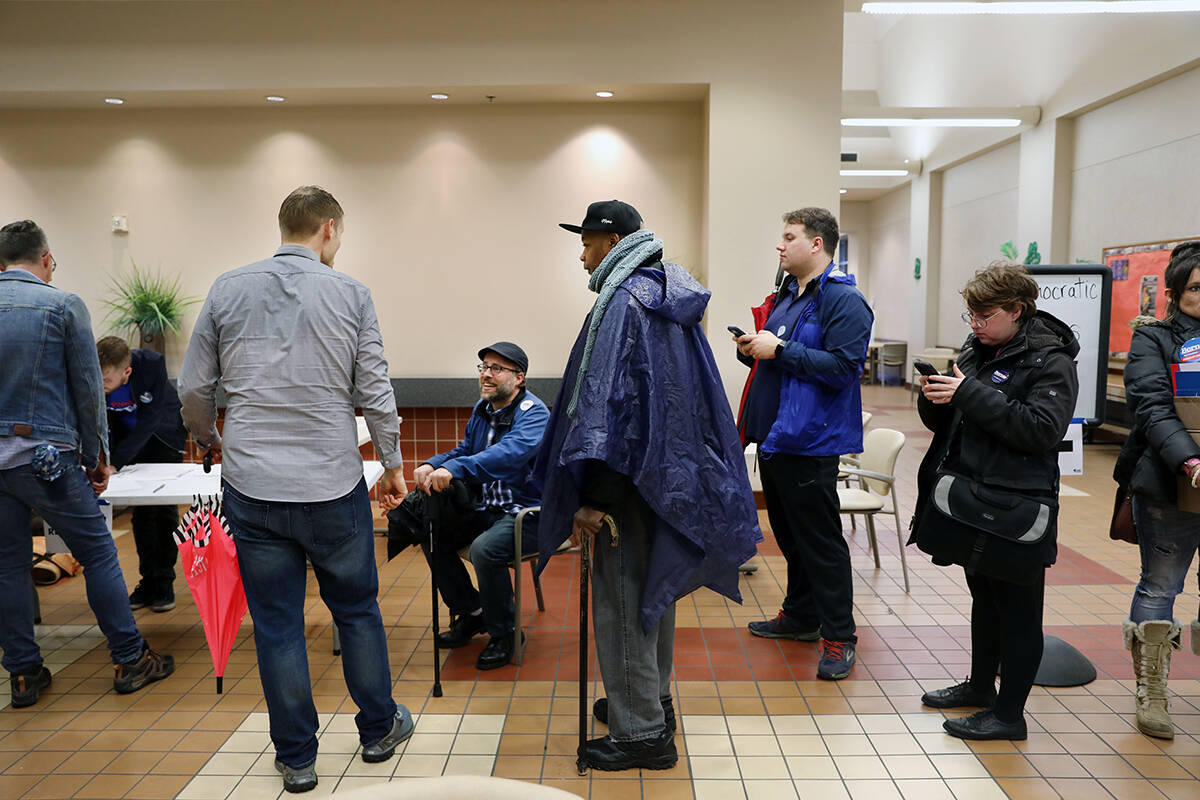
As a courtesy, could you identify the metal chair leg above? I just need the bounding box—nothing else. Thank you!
[893,503,910,593]
[865,514,881,569]
[533,573,546,612]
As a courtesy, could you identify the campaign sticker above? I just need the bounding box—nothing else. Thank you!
[520,399,533,411]
[1180,338,1200,362]
[138,392,153,403]
[777,325,786,336]
[991,370,1010,384]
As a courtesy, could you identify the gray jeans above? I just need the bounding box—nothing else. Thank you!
[592,495,675,742]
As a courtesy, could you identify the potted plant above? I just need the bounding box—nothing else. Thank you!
[104,261,200,355]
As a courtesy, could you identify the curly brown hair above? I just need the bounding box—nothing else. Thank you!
[961,262,1039,321]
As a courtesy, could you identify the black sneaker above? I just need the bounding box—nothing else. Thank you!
[9,666,52,708]
[584,728,677,771]
[150,586,175,613]
[816,639,856,680]
[748,610,821,641]
[921,679,997,709]
[113,643,175,694]
[943,709,1027,741]
[436,612,485,649]
[128,581,152,610]
[593,695,676,733]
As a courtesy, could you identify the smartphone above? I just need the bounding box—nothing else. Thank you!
[727,325,747,338]
[913,360,940,377]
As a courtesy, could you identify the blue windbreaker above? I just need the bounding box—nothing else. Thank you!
[533,261,763,631]
[746,263,873,457]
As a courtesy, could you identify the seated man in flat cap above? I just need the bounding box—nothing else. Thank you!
[387,342,549,671]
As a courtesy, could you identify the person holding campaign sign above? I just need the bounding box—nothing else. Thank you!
[1121,240,1200,740]
[910,263,1078,741]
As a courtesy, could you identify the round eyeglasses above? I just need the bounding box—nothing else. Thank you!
[961,309,1002,329]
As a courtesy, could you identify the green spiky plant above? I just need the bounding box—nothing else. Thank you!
[104,261,200,354]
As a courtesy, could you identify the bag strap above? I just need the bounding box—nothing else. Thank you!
[965,534,988,574]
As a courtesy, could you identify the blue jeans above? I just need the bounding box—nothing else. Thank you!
[468,512,539,637]
[0,462,143,673]
[1130,495,1200,623]
[224,478,396,768]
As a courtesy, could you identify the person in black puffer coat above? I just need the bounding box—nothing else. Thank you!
[910,263,1079,742]
[1121,240,1200,741]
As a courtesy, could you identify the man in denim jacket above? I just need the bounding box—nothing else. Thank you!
[0,220,174,707]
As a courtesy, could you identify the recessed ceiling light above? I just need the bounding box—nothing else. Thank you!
[595,91,615,98]
[104,98,124,105]
[430,93,450,100]
[839,189,848,194]
[265,95,286,103]
[863,0,1200,14]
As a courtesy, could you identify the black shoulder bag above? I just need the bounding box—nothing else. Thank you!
[914,411,1057,584]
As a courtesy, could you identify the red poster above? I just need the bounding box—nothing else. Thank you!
[1104,239,1197,355]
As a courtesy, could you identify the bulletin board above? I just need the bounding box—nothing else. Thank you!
[1104,238,1199,356]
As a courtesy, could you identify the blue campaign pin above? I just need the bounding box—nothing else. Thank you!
[1180,337,1200,363]
[139,392,154,403]
[991,369,1010,384]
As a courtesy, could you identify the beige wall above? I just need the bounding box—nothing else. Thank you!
[0,102,704,378]
[2,0,845,408]
[865,188,911,342]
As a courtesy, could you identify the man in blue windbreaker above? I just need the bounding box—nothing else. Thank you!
[736,207,873,681]
[535,200,762,772]
[396,342,549,671]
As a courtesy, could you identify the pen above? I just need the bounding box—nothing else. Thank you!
[152,483,165,493]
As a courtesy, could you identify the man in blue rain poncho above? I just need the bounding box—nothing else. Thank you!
[534,200,761,772]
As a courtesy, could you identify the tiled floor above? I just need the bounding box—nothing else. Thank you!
[3,384,1199,799]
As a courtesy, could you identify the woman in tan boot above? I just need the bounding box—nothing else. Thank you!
[1121,240,1200,740]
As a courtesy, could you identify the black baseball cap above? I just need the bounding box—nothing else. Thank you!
[478,341,528,373]
[559,200,642,235]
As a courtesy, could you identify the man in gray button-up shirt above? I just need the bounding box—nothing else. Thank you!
[178,187,413,789]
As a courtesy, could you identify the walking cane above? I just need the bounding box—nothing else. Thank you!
[427,491,444,698]
[576,528,591,775]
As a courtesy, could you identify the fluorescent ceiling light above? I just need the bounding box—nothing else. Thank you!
[430,93,450,100]
[265,95,286,103]
[840,169,910,177]
[862,1,1200,14]
[839,189,848,194]
[104,97,124,105]
[595,91,615,98]
[842,117,1021,127]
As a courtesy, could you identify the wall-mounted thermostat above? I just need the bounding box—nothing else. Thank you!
[112,215,129,233]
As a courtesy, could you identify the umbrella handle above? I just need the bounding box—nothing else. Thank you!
[216,676,223,694]
[203,450,213,474]
[576,529,591,776]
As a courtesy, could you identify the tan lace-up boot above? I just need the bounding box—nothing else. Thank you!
[1124,619,1182,740]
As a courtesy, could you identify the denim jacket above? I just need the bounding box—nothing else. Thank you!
[0,269,108,468]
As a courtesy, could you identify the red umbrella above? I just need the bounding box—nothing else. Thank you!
[174,497,248,693]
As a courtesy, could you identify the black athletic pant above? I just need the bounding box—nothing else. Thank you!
[966,569,1045,722]
[130,436,183,589]
[759,452,856,643]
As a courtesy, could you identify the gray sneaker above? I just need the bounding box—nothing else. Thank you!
[361,706,415,763]
[274,759,317,793]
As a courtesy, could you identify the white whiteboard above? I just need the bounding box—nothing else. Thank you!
[1028,266,1111,424]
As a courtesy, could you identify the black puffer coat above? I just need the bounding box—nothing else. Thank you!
[1124,313,1200,503]
[911,311,1080,581]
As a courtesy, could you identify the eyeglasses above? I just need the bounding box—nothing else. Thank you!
[961,309,1003,329]
[44,252,56,273]
[477,363,518,376]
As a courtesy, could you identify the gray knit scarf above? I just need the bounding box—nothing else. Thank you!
[567,229,664,417]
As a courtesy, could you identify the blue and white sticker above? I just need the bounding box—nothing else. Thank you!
[138,392,153,403]
[777,325,786,336]
[991,370,1010,384]
[1180,337,1200,363]
[520,399,534,411]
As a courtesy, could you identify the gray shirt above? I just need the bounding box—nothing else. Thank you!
[178,245,402,503]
